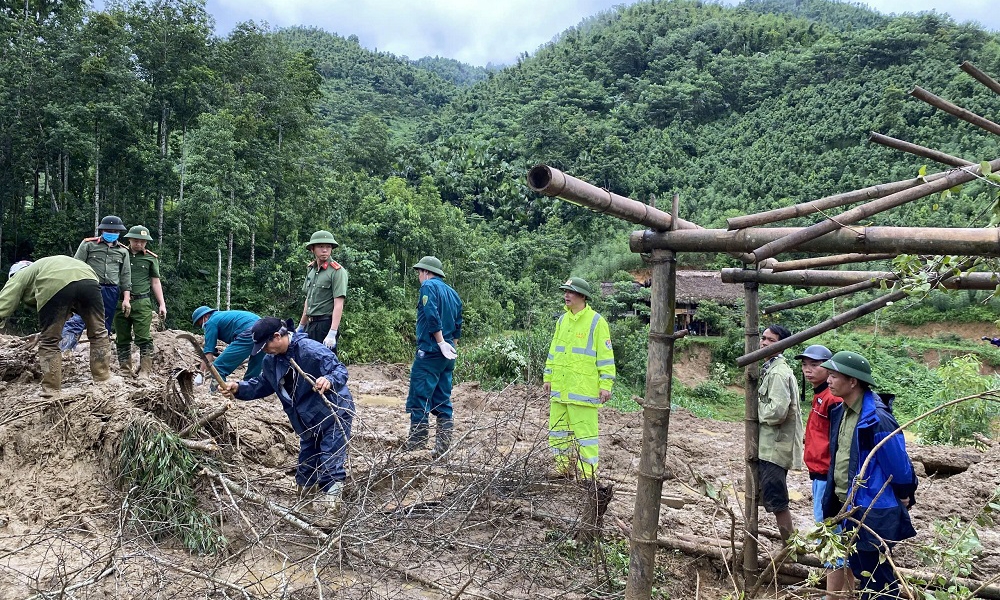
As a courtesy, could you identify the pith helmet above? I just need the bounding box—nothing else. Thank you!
[412,256,445,277]
[559,276,594,300]
[123,225,154,241]
[795,344,833,361]
[98,215,127,232]
[821,351,876,387]
[191,305,217,325]
[306,230,339,250]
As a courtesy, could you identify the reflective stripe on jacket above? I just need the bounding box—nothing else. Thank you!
[543,305,615,406]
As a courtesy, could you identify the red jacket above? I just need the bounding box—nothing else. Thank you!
[803,383,842,478]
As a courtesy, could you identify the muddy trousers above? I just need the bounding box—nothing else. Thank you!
[114,297,154,357]
[549,401,599,479]
[297,412,353,493]
[850,549,901,600]
[405,352,455,427]
[38,280,111,390]
[61,284,119,349]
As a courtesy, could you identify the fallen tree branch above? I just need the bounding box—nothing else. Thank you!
[179,403,230,438]
[179,438,219,452]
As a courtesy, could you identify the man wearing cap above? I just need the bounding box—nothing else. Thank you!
[219,317,354,520]
[795,344,850,597]
[297,230,347,350]
[822,351,917,600]
[757,325,804,541]
[543,277,615,480]
[192,306,263,382]
[113,225,167,376]
[0,256,112,395]
[404,256,463,458]
[61,215,132,351]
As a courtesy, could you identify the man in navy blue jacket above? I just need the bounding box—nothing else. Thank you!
[405,256,463,457]
[822,351,917,600]
[220,317,355,519]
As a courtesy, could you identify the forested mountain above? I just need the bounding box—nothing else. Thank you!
[3,0,1000,365]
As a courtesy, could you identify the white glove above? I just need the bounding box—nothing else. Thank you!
[437,341,458,360]
[193,373,204,386]
[324,330,338,350]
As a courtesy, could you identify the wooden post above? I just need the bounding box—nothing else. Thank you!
[742,280,761,589]
[910,86,1000,137]
[626,197,680,599]
[868,132,972,167]
[768,253,896,272]
[763,280,878,314]
[960,61,1000,96]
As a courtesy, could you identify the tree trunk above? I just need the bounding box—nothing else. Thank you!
[216,248,222,310]
[226,229,233,311]
[250,228,255,268]
[93,141,101,233]
[158,103,168,247]
[177,125,186,266]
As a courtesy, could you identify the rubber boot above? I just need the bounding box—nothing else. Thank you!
[137,348,154,378]
[312,481,344,527]
[431,417,453,459]
[404,422,429,451]
[38,351,62,397]
[90,337,112,382]
[296,484,318,514]
[117,348,135,378]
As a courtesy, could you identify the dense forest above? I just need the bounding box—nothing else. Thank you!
[4,0,1000,385]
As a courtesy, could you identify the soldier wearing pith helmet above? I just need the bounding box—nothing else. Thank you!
[297,230,348,351]
[113,225,167,377]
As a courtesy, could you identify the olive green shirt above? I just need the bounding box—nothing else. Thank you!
[302,261,347,317]
[834,397,863,501]
[128,250,161,297]
[74,238,131,291]
[0,256,97,318]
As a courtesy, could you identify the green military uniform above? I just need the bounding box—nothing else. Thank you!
[75,237,131,289]
[113,225,161,374]
[302,259,347,341]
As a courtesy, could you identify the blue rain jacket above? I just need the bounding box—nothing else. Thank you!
[415,277,462,356]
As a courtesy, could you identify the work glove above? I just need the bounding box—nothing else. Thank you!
[324,330,338,350]
[296,324,305,333]
[437,341,458,360]
[193,373,205,386]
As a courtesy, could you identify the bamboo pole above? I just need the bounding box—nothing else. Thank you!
[768,253,896,272]
[910,86,1000,137]
[526,164,700,231]
[746,158,1000,263]
[742,280,761,588]
[763,280,878,314]
[868,132,973,167]
[725,171,950,231]
[632,225,1000,257]
[625,239,678,599]
[722,268,1000,290]
[961,61,1000,97]
[736,289,908,367]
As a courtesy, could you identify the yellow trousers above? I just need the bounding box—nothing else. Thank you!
[548,401,599,478]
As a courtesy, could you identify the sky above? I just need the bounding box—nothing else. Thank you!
[117,0,1000,66]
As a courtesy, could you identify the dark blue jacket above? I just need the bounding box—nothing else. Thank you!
[415,277,462,356]
[235,333,354,439]
[823,389,917,551]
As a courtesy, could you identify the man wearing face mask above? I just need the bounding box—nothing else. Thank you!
[60,215,132,351]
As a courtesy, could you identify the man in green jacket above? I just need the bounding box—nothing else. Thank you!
[757,324,804,541]
[296,230,348,350]
[61,215,132,351]
[0,257,112,395]
[543,277,615,480]
[113,225,167,376]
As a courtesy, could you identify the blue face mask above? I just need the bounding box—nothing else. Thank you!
[101,232,119,244]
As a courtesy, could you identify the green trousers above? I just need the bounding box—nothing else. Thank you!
[549,401,600,479]
[114,297,154,357]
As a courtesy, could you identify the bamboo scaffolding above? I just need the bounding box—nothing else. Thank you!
[721,268,1000,290]
[737,288,908,367]
[632,225,1000,257]
[961,61,1000,97]
[725,170,951,230]
[763,280,878,314]
[742,281,761,587]
[911,86,1000,137]
[746,158,1000,263]
[527,164,700,231]
[768,253,896,272]
[868,132,972,167]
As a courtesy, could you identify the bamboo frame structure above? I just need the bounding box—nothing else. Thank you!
[767,253,896,272]
[868,132,972,167]
[763,280,878,314]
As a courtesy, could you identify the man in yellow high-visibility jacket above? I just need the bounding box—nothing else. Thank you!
[543,277,615,479]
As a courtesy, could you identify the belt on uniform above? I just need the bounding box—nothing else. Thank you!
[307,315,332,323]
[131,293,149,300]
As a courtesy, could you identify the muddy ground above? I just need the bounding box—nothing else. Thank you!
[0,330,998,599]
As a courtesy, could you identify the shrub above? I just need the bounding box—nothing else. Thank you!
[917,354,1000,445]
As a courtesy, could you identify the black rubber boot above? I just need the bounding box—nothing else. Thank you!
[404,422,429,451]
[431,417,453,459]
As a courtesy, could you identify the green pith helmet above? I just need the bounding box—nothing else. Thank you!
[98,215,127,232]
[412,256,445,277]
[559,276,594,300]
[123,225,154,241]
[305,230,339,250]
[821,351,876,387]
[191,305,217,325]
